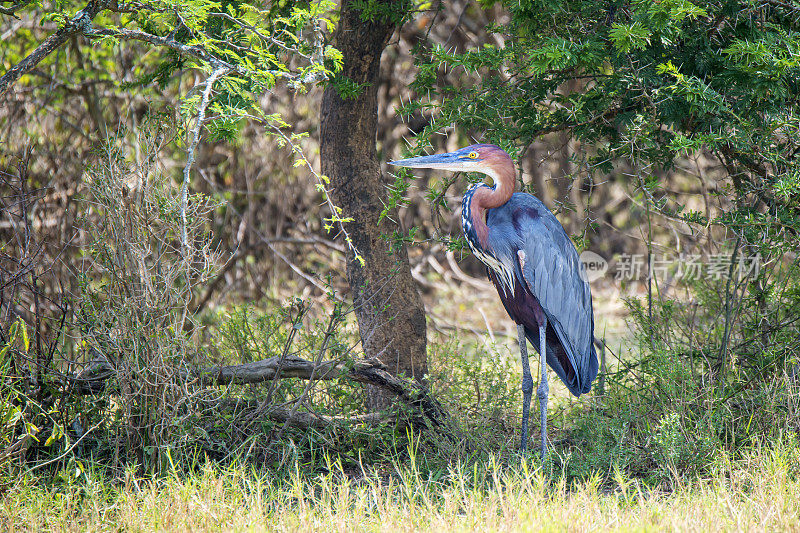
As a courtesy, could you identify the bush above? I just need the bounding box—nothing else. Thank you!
[73,124,221,471]
[559,263,800,485]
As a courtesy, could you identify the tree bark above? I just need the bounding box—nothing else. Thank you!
[320,1,427,408]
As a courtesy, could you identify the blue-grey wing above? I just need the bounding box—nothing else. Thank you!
[487,193,598,395]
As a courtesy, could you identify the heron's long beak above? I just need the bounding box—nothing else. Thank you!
[388,152,460,170]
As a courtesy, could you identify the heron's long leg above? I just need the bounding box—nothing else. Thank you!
[518,323,533,454]
[538,321,549,459]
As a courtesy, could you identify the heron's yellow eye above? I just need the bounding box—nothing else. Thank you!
[468,151,479,159]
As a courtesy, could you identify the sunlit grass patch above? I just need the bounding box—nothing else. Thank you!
[3,439,799,532]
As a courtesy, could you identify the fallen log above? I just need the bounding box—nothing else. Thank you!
[69,354,450,429]
[214,399,392,430]
[197,355,382,385]
[197,356,447,425]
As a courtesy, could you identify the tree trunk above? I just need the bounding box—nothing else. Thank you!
[320,1,427,409]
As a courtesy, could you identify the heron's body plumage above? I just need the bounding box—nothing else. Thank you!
[463,184,599,396]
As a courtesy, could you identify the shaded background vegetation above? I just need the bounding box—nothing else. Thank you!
[1,0,799,491]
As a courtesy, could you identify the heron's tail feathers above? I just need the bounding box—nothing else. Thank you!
[580,342,600,395]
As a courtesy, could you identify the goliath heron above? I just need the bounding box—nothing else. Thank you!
[390,144,599,458]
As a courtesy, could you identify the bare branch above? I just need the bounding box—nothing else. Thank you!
[181,66,228,254]
[200,355,382,385]
[69,353,451,428]
[265,407,390,430]
[0,1,33,18]
[207,356,449,427]
[0,1,109,99]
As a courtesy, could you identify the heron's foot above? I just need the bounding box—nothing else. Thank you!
[517,435,548,462]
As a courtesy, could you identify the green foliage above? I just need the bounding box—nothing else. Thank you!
[2,0,342,141]
[330,75,371,100]
[609,21,651,54]
[0,321,41,456]
[408,0,800,224]
[351,0,415,25]
[428,336,519,444]
[562,347,724,483]
[560,259,800,484]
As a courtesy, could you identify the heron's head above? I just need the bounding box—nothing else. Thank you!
[389,144,512,174]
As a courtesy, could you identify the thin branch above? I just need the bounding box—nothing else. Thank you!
[0,0,33,18]
[27,422,102,472]
[274,308,340,443]
[266,123,361,260]
[105,0,166,13]
[762,0,800,12]
[0,0,109,98]
[206,11,313,61]
[86,27,296,81]
[717,236,742,384]
[181,66,228,253]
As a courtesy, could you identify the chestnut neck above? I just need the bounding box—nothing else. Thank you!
[468,156,516,248]
[475,161,516,210]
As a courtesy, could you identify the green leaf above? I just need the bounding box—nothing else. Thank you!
[609,22,651,54]
[20,320,29,353]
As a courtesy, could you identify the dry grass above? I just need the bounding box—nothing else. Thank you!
[3,440,798,532]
